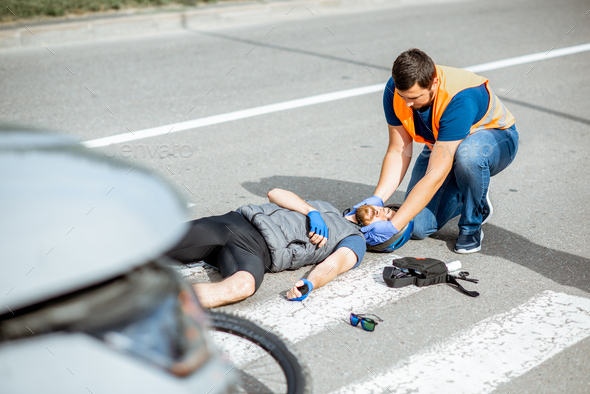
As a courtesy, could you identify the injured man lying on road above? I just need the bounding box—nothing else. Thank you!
[164,189,394,308]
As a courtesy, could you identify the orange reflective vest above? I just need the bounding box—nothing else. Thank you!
[393,65,515,148]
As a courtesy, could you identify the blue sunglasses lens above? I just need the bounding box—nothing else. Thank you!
[360,319,376,332]
[350,314,360,326]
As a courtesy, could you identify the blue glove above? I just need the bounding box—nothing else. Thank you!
[307,211,329,238]
[288,279,314,301]
[361,221,399,246]
[348,195,384,216]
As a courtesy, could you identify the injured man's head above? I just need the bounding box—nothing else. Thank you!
[355,205,397,226]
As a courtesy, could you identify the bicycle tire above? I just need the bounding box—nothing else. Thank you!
[207,311,309,394]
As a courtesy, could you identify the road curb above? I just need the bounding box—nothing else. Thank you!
[0,0,455,49]
[0,0,395,49]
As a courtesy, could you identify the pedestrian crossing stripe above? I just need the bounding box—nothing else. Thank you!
[177,254,425,343]
[331,290,590,394]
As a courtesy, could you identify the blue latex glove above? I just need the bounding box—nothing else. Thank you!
[361,221,399,246]
[348,195,384,216]
[307,211,329,238]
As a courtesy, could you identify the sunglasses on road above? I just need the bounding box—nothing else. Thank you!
[349,313,383,332]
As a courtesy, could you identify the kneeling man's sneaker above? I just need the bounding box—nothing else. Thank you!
[482,189,493,225]
[454,229,483,254]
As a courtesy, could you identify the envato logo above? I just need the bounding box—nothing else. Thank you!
[456,143,494,159]
[103,143,194,159]
[405,143,495,159]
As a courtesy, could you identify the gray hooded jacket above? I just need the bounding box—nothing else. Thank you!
[237,201,363,272]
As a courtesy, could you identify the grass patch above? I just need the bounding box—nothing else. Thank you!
[1,0,215,22]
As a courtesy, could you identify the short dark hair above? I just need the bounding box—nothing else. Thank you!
[392,48,436,91]
[355,204,376,226]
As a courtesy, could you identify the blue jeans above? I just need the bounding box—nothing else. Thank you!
[406,125,519,238]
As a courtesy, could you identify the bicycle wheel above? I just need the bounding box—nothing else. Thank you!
[207,311,309,394]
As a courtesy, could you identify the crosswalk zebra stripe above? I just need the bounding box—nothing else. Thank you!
[231,254,426,343]
[332,290,590,394]
[176,254,426,343]
[231,255,420,343]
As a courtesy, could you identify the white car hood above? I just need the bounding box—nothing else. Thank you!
[0,127,188,312]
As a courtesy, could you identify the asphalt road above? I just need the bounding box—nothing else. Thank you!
[2,0,590,392]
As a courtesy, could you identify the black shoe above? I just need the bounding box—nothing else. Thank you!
[454,229,483,254]
[482,190,493,225]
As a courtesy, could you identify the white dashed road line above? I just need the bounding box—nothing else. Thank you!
[81,43,590,148]
[332,290,590,394]
[464,43,590,73]
[82,83,384,148]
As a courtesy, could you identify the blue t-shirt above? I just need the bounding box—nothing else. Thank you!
[336,235,366,269]
[382,77,490,143]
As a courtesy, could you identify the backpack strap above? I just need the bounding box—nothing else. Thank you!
[447,272,479,297]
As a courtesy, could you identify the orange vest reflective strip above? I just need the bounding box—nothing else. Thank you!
[393,65,515,148]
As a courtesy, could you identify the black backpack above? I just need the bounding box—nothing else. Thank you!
[383,257,480,297]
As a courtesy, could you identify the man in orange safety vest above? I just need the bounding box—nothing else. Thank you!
[351,48,519,253]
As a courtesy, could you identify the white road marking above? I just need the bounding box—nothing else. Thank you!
[81,43,590,148]
[465,43,590,73]
[179,254,427,343]
[333,290,590,394]
[174,261,220,282]
[82,84,382,148]
[210,331,267,368]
